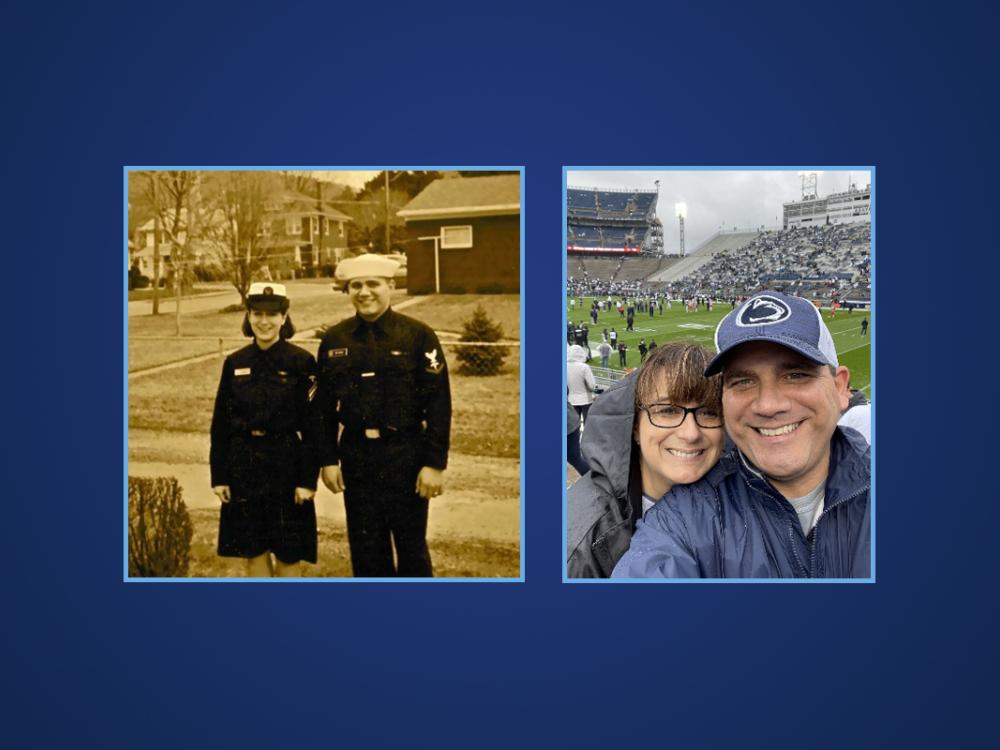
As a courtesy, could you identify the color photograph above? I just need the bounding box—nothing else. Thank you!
[564,168,872,580]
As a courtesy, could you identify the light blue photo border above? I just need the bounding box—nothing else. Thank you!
[124,165,526,584]
[562,165,875,584]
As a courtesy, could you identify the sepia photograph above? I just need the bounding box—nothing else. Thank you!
[564,168,873,580]
[126,168,522,580]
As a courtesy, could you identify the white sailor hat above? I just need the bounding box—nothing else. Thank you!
[334,253,400,285]
[246,282,289,311]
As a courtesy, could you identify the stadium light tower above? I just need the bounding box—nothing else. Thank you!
[675,202,687,256]
[798,171,822,201]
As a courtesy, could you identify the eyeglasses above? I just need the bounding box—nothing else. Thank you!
[640,403,723,429]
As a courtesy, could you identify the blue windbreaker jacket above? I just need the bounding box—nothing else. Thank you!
[612,427,871,579]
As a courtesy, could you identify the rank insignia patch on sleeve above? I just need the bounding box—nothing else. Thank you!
[424,348,443,374]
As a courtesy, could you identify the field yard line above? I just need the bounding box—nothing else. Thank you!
[832,327,869,337]
[857,382,871,394]
[838,341,871,356]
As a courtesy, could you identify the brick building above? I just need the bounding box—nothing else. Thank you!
[397,174,520,294]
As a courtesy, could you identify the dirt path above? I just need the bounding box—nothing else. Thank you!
[128,429,520,544]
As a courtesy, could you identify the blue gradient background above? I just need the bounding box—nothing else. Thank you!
[6,1,995,747]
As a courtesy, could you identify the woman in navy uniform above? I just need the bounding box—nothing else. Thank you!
[210,283,319,577]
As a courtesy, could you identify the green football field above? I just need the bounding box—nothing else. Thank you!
[568,297,871,395]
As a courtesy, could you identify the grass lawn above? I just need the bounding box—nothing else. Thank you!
[399,294,520,339]
[128,286,224,302]
[570,297,871,393]
[129,351,520,458]
[129,292,519,371]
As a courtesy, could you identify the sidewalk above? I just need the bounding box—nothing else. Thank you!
[127,280,339,317]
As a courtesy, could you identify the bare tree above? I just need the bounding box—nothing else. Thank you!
[201,171,282,305]
[150,171,201,334]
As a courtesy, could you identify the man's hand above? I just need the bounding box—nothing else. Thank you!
[415,467,444,500]
[321,465,345,494]
[294,487,315,505]
[212,485,231,503]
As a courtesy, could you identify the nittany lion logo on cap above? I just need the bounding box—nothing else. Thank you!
[736,295,792,327]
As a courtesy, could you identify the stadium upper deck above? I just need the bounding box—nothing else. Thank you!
[567,186,662,254]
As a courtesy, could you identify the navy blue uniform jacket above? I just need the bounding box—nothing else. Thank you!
[612,427,871,579]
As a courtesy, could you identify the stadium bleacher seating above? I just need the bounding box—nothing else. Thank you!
[567,223,869,306]
[669,223,871,302]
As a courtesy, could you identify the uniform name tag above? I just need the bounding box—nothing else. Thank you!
[390,350,404,356]
[361,372,376,378]
[328,348,348,358]
[234,367,251,376]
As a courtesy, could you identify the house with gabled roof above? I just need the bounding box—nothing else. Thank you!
[260,188,353,276]
[397,174,520,294]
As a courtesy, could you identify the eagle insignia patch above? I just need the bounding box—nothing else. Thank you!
[424,348,443,374]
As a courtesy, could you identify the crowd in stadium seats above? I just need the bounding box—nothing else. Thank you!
[567,223,871,307]
[670,224,871,303]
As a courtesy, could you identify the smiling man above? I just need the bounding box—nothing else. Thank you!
[314,253,451,577]
[612,291,871,579]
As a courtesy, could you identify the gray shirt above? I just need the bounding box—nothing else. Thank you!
[787,484,825,537]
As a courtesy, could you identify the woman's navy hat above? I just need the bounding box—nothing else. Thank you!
[246,282,289,312]
[705,291,838,376]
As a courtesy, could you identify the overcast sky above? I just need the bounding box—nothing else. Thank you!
[568,169,872,253]
[311,170,381,190]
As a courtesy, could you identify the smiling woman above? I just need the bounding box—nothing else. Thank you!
[566,342,724,578]
[209,282,319,578]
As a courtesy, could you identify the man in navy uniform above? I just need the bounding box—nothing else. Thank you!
[314,254,451,577]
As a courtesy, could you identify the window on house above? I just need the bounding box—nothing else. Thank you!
[440,225,473,249]
[338,221,344,238]
[286,217,301,235]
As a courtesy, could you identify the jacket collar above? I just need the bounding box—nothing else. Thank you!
[735,427,870,509]
[348,307,394,336]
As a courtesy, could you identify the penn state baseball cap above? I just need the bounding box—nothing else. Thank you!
[705,291,838,376]
[246,282,288,312]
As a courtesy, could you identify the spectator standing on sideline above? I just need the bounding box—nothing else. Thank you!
[567,344,596,426]
[567,400,590,477]
[597,339,613,369]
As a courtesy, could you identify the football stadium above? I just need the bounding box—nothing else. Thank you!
[566,173,872,398]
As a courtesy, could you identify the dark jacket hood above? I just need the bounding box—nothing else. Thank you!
[580,371,639,500]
